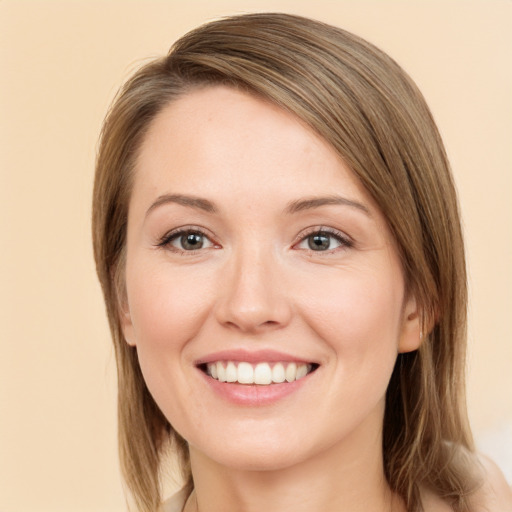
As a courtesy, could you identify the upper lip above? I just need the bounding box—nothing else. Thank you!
[195,349,318,366]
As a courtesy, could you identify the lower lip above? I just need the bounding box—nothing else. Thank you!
[198,369,311,406]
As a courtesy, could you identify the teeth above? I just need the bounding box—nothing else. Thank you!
[254,363,272,385]
[226,361,237,382]
[238,362,254,384]
[217,362,226,382]
[285,362,297,383]
[271,363,286,383]
[206,361,313,385]
[296,364,308,380]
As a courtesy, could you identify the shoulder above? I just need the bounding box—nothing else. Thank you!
[420,488,454,512]
[468,454,512,512]
[161,487,189,512]
[421,453,512,512]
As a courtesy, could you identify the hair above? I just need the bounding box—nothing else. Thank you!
[92,12,480,512]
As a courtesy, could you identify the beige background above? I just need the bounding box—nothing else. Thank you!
[1,1,510,510]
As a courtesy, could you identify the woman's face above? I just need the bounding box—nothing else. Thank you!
[121,86,420,471]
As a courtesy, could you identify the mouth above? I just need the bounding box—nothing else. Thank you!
[198,361,319,385]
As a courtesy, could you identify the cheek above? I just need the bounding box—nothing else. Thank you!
[124,261,218,427]
[126,262,215,349]
[305,270,403,343]
[298,263,405,391]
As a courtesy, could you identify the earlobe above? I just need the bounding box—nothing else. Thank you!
[112,255,136,347]
[119,300,137,347]
[398,295,422,354]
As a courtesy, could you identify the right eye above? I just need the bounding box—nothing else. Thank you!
[159,229,216,253]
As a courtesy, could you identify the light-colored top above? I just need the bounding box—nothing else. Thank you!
[161,464,512,512]
[161,488,188,512]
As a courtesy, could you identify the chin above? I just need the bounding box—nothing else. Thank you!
[190,434,313,473]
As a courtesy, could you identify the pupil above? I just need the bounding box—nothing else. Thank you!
[182,233,203,250]
[309,234,330,251]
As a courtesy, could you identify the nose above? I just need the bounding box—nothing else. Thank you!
[214,246,292,333]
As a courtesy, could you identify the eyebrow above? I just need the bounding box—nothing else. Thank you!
[284,195,371,216]
[145,194,217,217]
[145,193,370,218]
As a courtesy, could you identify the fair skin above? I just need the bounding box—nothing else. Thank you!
[120,85,511,512]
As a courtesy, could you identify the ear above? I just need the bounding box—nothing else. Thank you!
[398,294,422,354]
[119,298,137,347]
[117,284,136,347]
[119,301,136,347]
[112,254,137,347]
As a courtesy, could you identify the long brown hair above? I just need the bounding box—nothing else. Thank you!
[93,12,478,511]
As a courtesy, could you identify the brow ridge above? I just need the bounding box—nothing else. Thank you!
[146,194,369,217]
[284,195,370,215]
[146,194,217,217]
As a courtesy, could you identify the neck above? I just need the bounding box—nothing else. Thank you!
[186,407,404,512]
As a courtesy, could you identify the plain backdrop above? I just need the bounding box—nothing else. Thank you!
[1,1,511,511]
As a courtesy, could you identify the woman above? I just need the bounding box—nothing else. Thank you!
[92,13,511,512]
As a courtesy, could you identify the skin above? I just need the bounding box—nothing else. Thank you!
[121,85,425,512]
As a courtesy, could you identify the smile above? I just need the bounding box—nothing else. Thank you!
[204,361,316,385]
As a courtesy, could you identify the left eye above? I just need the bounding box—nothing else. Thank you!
[296,231,346,252]
[166,231,214,251]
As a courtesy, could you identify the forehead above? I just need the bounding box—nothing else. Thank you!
[132,86,374,207]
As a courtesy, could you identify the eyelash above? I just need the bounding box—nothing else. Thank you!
[156,226,353,255]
